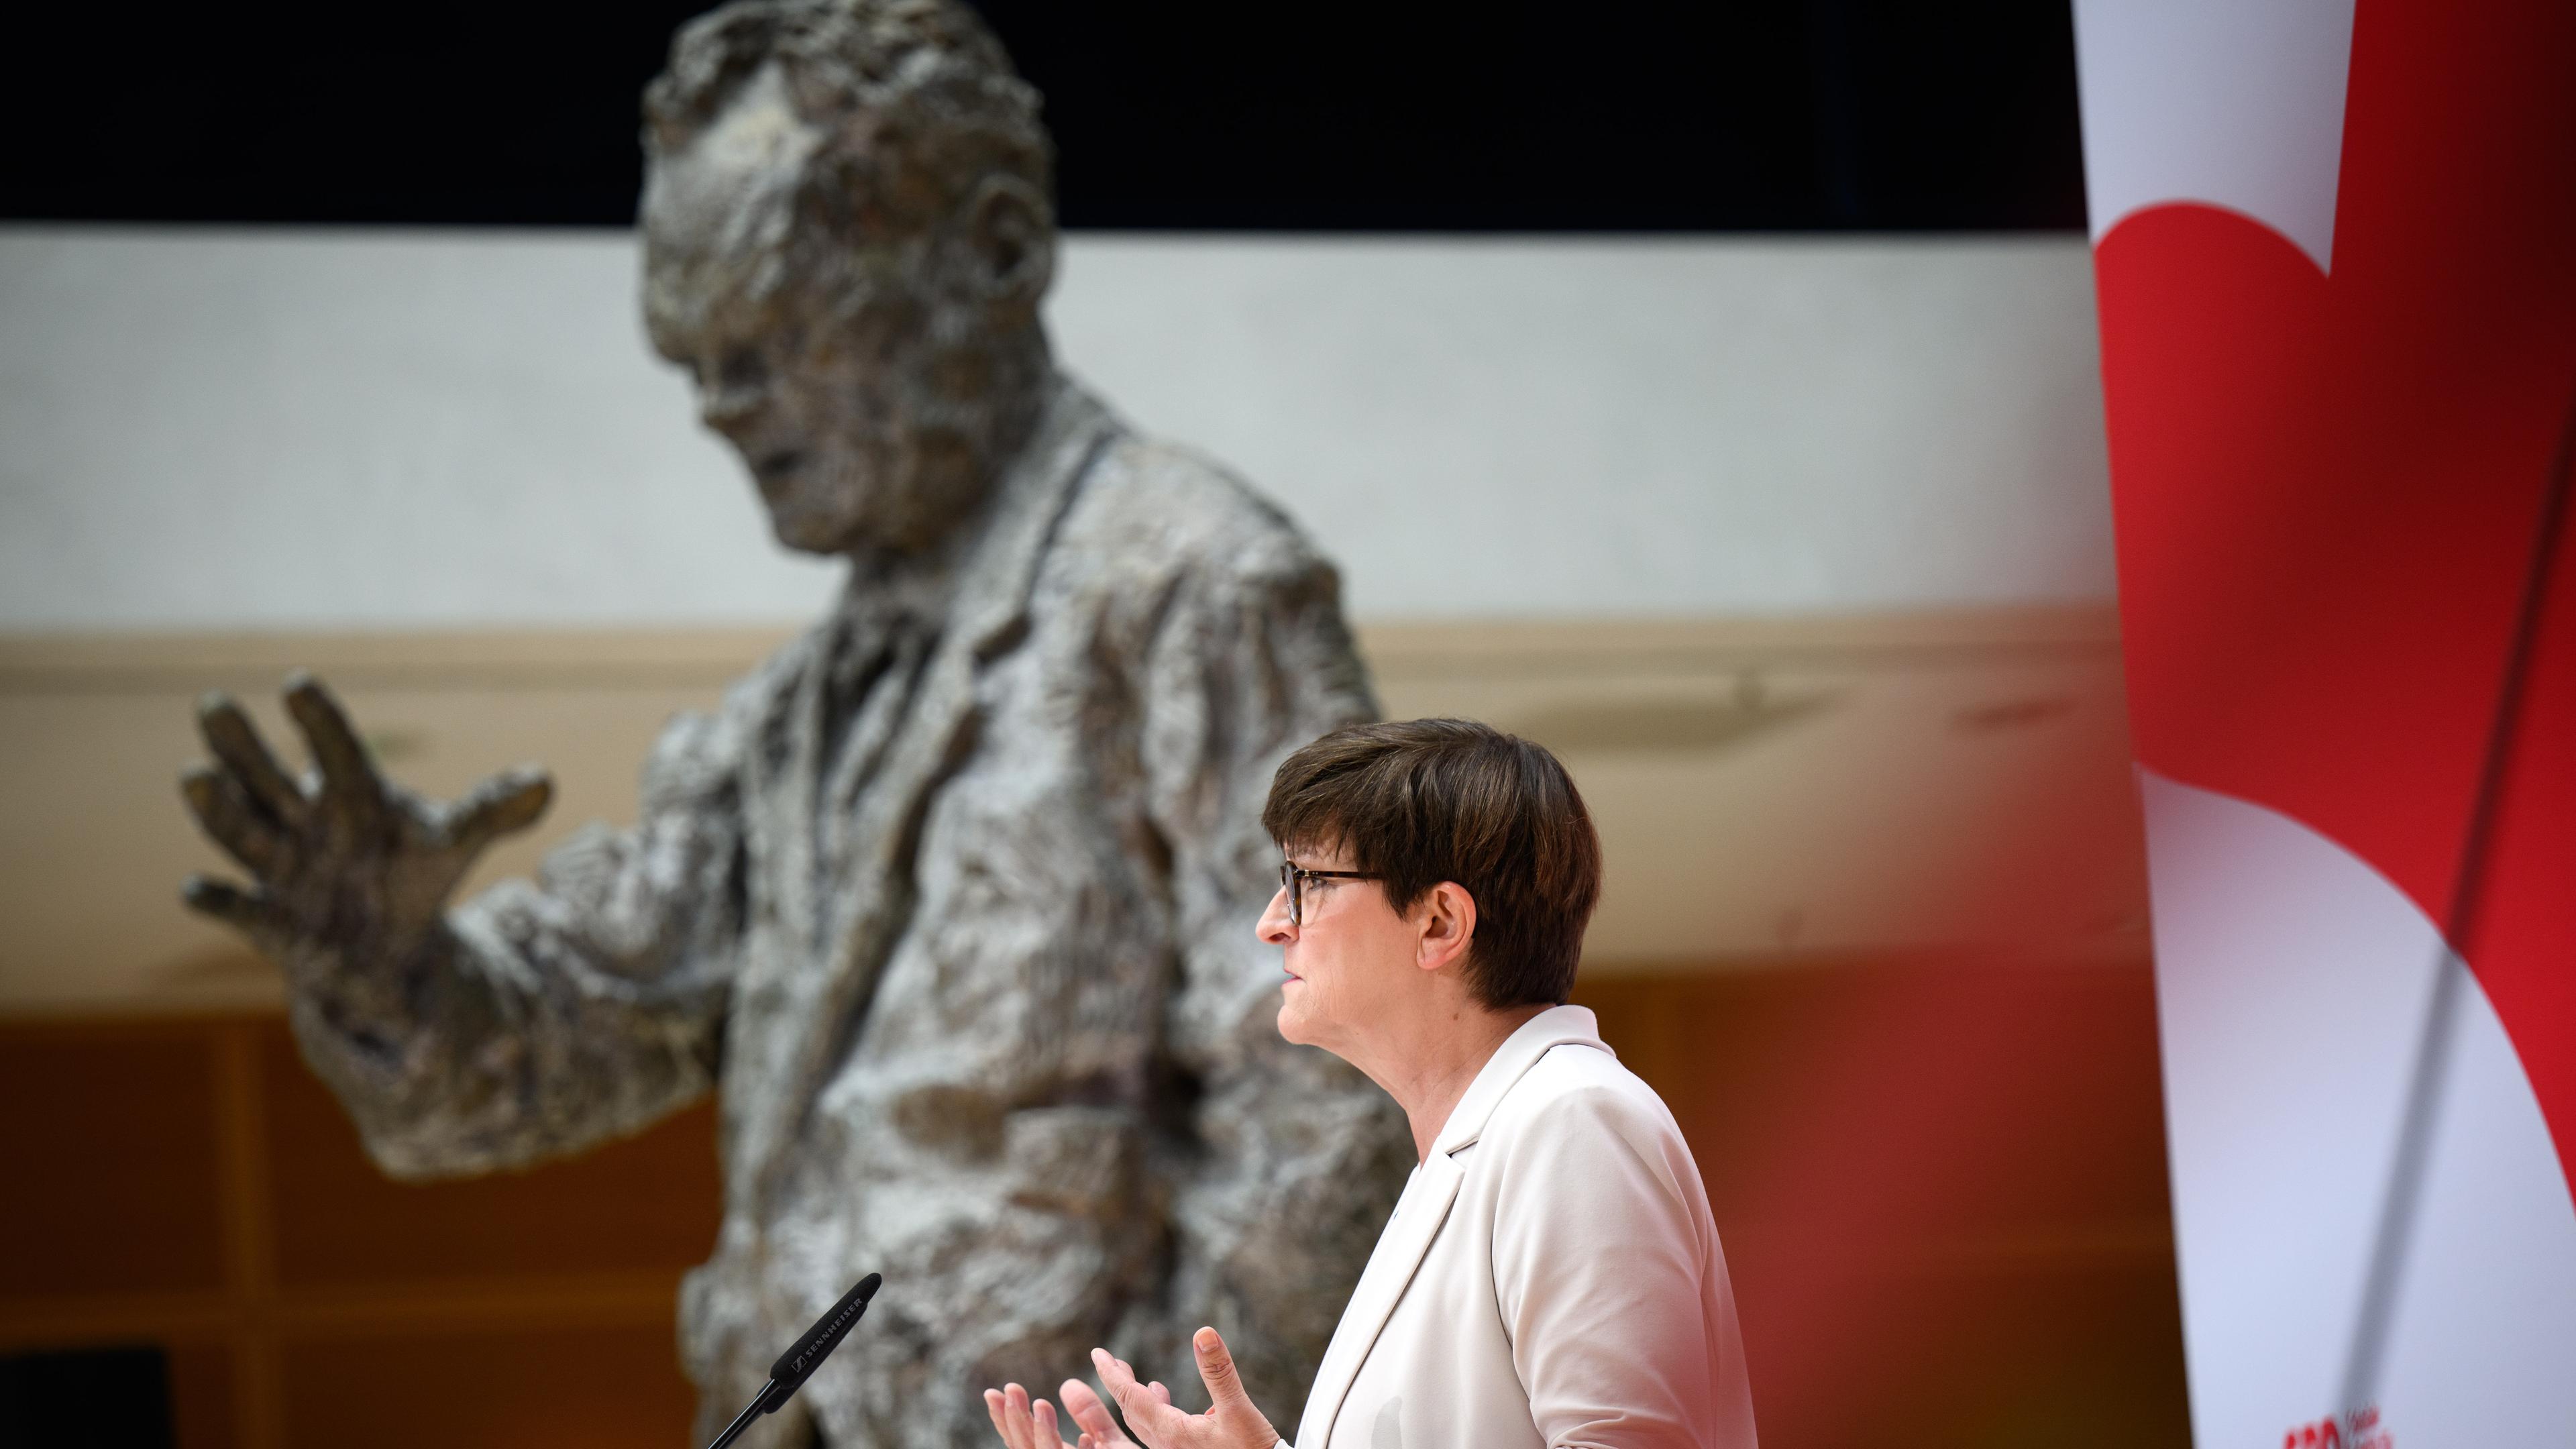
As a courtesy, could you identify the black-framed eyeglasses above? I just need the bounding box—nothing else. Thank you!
[1279,859,1380,926]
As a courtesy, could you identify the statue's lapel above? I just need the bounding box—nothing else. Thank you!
[730,384,1121,1214]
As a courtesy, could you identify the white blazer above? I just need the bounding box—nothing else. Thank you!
[1287,1006,1758,1449]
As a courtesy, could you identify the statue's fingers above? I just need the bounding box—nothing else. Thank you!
[443,765,553,855]
[181,874,290,945]
[180,765,288,877]
[282,672,388,835]
[195,692,305,826]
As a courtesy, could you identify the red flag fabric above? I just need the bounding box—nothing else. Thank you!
[2078,0,2576,1442]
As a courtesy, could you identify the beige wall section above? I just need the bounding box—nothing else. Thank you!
[0,229,2110,629]
[0,609,2144,1016]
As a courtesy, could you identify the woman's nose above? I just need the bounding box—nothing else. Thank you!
[1256,886,1296,945]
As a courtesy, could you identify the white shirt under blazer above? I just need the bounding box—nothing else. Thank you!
[1287,1005,1759,1449]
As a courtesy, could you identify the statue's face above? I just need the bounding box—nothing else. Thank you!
[640,65,1046,557]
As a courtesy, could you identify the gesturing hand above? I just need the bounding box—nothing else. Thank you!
[985,1375,1147,1449]
[177,671,552,967]
[1091,1330,1281,1449]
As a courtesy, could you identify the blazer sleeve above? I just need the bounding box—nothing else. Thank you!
[1490,1078,1755,1449]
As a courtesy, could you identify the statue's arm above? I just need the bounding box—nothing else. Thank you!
[182,677,749,1179]
[384,706,747,1175]
[1136,542,1412,1413]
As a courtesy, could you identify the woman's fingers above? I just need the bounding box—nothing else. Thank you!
[1193,1328,1246,1408]
[983,1383,1051,1449]
[1060,1379,1123,1444]
[1090,1348,1185,1446]
[985,1387,1022,1449]
[1191,1327,1279,1444]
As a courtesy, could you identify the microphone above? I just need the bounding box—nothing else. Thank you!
[704,1273,883,1449]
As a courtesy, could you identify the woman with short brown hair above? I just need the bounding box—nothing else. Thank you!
[988,718,1758,1449]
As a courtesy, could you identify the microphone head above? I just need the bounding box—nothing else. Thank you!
[767,1273,882,1395]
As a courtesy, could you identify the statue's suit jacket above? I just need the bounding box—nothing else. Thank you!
[283,379,1411,1447]
[1291,1006,1759,1449]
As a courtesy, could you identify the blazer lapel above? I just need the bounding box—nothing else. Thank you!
[1297,1151,1466,1449]
[1295,1006,1615,1447]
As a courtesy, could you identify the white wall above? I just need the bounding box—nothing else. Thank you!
[0,227,2112,629]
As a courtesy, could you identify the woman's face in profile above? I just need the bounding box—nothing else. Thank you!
[1260,848,1420,1057]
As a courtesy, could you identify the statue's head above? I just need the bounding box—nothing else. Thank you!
[641,0,1055,557]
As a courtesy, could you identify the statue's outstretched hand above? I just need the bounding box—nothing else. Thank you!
[178,672,552,969]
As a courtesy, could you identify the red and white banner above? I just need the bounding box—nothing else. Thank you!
[2074,1,2576,1444]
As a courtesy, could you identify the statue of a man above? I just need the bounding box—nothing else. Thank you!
[175,2,1411,1444]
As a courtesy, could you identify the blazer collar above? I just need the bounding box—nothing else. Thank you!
[1293,1004,1614,1449]
[1430,1003,1615,1159]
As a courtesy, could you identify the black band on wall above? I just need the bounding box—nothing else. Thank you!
[0,1,2082,231]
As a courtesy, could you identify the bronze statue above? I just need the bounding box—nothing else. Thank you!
[176,3,1409,1444]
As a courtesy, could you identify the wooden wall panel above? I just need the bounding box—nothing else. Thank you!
[0,1024,227,1299]
[166,1341,239,1449]
[276,1324,695,1449]
[1575,962,2186,1449]
[256,1022,722,1289]
[3,963,2187,1449]
[0,1015,715,1449]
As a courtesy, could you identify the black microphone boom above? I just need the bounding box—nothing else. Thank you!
[704,1273,883,1449]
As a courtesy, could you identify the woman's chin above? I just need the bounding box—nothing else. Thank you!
[1275,982,1314,1044]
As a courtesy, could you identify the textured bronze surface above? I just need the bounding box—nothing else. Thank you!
[175,5,1407,1442]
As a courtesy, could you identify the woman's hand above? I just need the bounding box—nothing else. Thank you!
[985,1375,1150,1449]
[1090,1329,1281,1449]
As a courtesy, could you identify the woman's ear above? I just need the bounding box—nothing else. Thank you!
[1414,881,1479,975]
[965,174,1055,313]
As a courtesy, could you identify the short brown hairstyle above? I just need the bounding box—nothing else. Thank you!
[1263,718,1603,1010]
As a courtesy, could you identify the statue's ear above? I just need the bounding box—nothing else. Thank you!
[965,174,1055,311]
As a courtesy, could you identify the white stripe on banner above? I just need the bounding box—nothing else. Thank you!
[2071,0,2357,272]
[2140,769,2576,1448]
